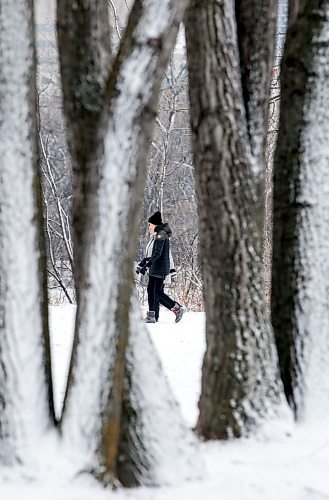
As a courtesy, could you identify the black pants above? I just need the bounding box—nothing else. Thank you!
[147,275,176,320]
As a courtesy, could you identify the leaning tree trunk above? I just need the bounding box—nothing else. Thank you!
[0,0,55,464]
[58,0,201,486]
[185,0,285,439]
[272,1,329,418]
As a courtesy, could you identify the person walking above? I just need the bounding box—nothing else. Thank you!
[136,211,184,323]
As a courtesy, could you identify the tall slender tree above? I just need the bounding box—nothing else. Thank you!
[185,0,285,439]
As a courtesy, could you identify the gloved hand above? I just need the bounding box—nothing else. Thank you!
[140,266,147,275]
[170,268,177,279]
[136,265,147,275]
[138,258,148,267]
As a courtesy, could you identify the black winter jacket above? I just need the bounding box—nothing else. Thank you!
[148,223,172,277]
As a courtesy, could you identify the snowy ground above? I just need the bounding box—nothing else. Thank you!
[1,305,329,500]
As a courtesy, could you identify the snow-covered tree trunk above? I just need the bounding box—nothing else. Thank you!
[272,1,329,418]
[0,0,55,464]
[185,0,284,439]
[118,295,202,486]
[59,0,200,486]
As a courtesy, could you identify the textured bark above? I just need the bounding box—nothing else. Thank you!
[235,0,278,300]
[60,0,191,485]
[272,2,329,416]
[0,0,55,463]
[57,0,111,290]
[235,0,277,172]
[186,0,282,439]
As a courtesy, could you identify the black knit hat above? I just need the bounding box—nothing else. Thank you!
[148,211,162,225]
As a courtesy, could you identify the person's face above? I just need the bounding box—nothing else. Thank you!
[148,223,156,234]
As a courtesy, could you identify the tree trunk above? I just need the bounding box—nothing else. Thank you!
[117,294,202,486]
[288,0,306,27]
[57,0,112,291]
[185,0,284,439]
[59,0,199,486]
[235,0,277,173]
[0,0,55,464]
[272,1,329,418]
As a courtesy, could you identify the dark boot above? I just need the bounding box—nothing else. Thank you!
[171,303,184,323]
[145,311,156,323]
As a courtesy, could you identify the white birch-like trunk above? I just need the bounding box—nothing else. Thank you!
[0,0,54,465]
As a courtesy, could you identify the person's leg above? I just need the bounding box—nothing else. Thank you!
[155,278,185,322]
[154,277,176,310]
[148,275,158,310]
[146,276,157,323]
[154,281,166,321]
[154,294,160,321]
